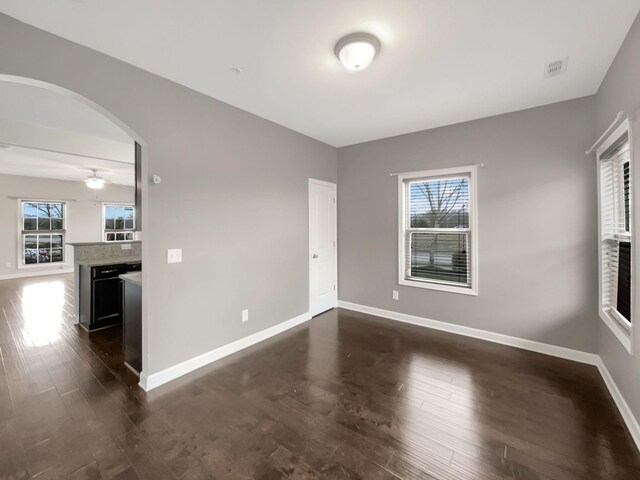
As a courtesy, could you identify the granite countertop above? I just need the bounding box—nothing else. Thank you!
[69,241,141,247]
[120,272,142,286]
[76,257,142,267]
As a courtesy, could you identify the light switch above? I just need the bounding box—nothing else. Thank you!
[167,248,182,264]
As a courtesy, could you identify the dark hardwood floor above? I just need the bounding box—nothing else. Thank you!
[1,274,639,479]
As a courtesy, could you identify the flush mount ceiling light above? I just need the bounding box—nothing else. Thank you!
[335,32,380,71]
[85,169,106,189]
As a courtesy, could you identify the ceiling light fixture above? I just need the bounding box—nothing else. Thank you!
[335,32,380,71]
[85,169,106,189]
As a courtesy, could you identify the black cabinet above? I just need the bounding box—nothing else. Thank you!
[126,261,142,272]
[123,279,142,374]
[79,263,130,331]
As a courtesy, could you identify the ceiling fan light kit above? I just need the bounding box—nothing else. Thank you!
[85,169,106,189]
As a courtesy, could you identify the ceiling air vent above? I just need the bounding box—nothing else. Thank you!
[544,57,568,78]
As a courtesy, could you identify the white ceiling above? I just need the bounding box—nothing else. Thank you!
[1,0,639,147]
[0,82,132,144]
[0,145,135,186]
[0,81,134,185]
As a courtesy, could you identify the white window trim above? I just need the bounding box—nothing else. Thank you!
[397,165,479,296]
[597,118,634,354]
[16,199,68,270]
[102,203,136,242]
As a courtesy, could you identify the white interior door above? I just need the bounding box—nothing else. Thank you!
[309,179,337,317]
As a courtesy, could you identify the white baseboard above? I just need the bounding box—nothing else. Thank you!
[338,301,600,365]
[596,358,640,452]
[139,311,311,391]
[0,267,73,281]
[338,300,640,453]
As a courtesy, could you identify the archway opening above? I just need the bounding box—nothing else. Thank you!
[0,75,148,384]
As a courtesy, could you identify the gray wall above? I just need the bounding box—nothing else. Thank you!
[0,174,134,277]
[0,14,337,375]
[338,97,598,353]
[596,13,640,422]
[3,8,637,403]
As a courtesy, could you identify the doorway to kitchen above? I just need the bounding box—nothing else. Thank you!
[0,75,148,384]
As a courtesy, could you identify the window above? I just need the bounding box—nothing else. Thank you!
[20,201,65,266]
[598,119,633,351]
[398,165,478,295]
[103,204,135,242]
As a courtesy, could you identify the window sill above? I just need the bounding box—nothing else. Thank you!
[399,278,478,296]
[17,263,69,271]
[600,309,633,354]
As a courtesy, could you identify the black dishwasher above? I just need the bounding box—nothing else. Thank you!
[79,263,128,331]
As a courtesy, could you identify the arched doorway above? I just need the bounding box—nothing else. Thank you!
[0,74,148,383]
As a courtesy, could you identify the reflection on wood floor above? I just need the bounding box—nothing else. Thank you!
[1,274,639,479]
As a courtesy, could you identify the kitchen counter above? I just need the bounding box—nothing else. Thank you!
[77,257,141,267]
[120,272,142,286]
[70,241,143,327]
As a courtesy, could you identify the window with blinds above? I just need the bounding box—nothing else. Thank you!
[599,127,632,331]
[398,165,478,295]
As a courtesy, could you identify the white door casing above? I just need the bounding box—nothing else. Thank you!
[309,179,337,317]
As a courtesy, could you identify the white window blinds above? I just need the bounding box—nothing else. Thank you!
[398,165,478,295]
[599,134,632,325]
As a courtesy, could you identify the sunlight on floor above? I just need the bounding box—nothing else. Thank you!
[397,353,479,470]
[20,279,65,347]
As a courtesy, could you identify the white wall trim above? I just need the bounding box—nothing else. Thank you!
[0,267,73,281]
[139,311,311,391]
[339,301,599,364]
[135,299,640,453]
[596,357,640,452]
[338,300,640,453]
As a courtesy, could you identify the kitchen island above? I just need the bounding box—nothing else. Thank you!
[68,241,141,327]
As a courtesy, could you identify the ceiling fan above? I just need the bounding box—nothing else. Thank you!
[85,169,106,189]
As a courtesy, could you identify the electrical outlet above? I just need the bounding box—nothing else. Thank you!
[242,309,249,322]
[392,290,399,301]
[167,248,182,264]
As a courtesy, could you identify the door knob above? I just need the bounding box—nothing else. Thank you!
[312,254,319,259]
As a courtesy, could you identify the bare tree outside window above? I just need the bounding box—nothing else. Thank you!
[21,201,65,265]
[104,204,135,242]
[406,177,470,285]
